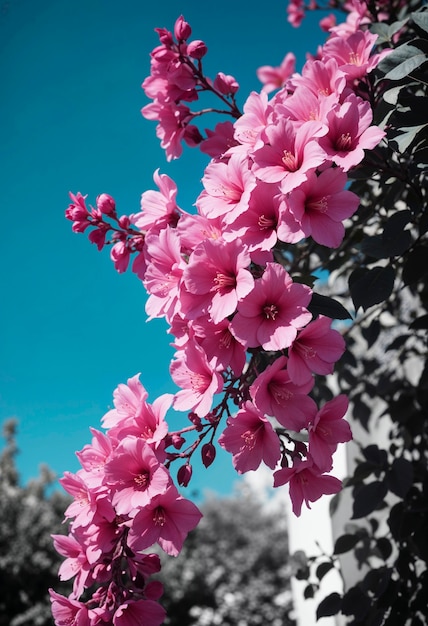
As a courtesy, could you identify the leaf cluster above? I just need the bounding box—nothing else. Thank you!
[291,2,428,624]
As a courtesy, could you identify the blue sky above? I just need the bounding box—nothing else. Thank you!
[0,0,330,498]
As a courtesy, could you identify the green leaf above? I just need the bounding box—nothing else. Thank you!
[349,266,395,312]
[385,53,427,80]
[412,10,428,34]
[390,124,428,153]
[378,44,423,73]
[308,293,352,320]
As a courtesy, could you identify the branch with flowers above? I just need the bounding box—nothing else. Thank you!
[48,0,428,623]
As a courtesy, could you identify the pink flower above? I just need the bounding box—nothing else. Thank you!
[218,401,281,473]
[252,119,327,194]
[131,169,181,233]
[319,94,385,171]
[230,263,312,351]
[273,458,342,516]
[283,166,360,248]
[307,395,352,471]
[49,589,90,626]
[200,121,238,159]
[105,437,170,514]
[143,226,186,322]
[51,534,92,598]
[233,91,269,153]
[102,374,148,428]
[192,317,246,377]
[197,154,256,224]
[127,485,203,556]
[223,181,280,254]
[113,599,166,626]
[170,339,223,416]
[182,237,254,324]
[257,52,296,94]
[322,30,387,80]
[250,356,317,431]
[288,315,346,384]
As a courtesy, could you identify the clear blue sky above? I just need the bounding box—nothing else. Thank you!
[0,0,329,498]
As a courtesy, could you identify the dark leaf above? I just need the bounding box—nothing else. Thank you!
[316,561,335,581]
[341,587,371,620]
[376,537,393,560]
[388,502,404,541]
[304,584,315,599]
[362,444,388,467]
[308,293,352,320]
[360,235,389,259]
[382,210,413,256]
[316,592,342,619]
[387,457,414,497]
[402,245,428,286]
[352,481,388,519]
[349,266,395,312]
[333,533,361,555]
[361,319,381,347]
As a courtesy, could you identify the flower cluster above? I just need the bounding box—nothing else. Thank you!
[50,377,202,625]
[57,2,389,622]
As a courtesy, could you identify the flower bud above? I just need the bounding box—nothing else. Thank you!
[96,193,116,216]
[187,39,208,59]
[213,72,239,95]
[201,442,216,468]
[177,464,193,487]
[174,15,191,41]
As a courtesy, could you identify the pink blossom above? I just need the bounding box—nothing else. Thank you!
[218,401,281,472]
[322,30,387,80]
[293,58,346,99]
[60,471,112,529]
[143,226,186,322]
[102,374,148,428]
[105,437,170,514]
[200,121,239,159]
[49,589,90,626]
[319,94,385,171]
[196,154,256,224]
[182,237,254,324]
[273,458,342,516]
[257,52,296,94]
[131,169,181,233]
[288,315,346,384]
[250,356,317,431]
[192,317,246,377]
[127,485,203,556]
[233,91,270,153]
[230,263,312,351]
[51,534,92,598]
[170,339,223,416]
[252,119,327,194]
[287,0,305,27]
[113,599,166,626]
[307,395,352,471]
[223,182,280,254]
[283,166,360,247]
[109,394,172,449]
[176,212,224,252]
